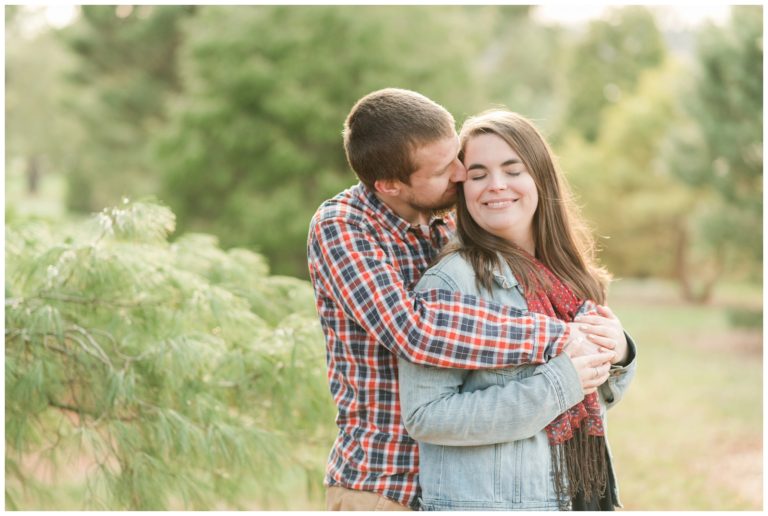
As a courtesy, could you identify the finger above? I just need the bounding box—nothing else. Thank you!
[584,368,611,388]
[579,324,614,338]
[582,373,610,391]
[585,333,617,349]
[583,351,615,367]
[573,315,608,325]
[597,305,618,320]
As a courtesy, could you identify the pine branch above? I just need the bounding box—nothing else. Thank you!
[34,292,151,309]
[48,397,138,423]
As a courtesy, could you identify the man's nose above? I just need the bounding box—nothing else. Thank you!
[450,160,467,183]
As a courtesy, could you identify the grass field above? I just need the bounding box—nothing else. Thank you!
[605,278,762,510]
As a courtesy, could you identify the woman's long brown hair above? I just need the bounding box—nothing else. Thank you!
[443,110,610,303]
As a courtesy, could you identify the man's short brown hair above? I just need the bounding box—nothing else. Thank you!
[343,88,456,190]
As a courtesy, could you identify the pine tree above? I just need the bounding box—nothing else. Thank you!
[59,6,195,212]
[5,200,335,509]
[156,5,483,277]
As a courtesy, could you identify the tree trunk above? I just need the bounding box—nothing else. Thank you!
[673,222,723,304]
[26,155,40,195]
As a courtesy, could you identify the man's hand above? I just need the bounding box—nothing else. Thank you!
[573,305,628,365]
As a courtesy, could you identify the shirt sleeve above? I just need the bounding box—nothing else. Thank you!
[309,217,569,369]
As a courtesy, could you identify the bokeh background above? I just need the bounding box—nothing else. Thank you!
[5,4,762,510]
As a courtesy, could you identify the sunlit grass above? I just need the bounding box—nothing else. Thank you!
[606,280,762,510]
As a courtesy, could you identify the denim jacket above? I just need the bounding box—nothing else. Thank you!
[398,252,637,511]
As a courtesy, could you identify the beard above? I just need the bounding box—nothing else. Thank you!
[405,186,457,215]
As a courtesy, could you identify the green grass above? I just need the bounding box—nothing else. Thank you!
[606,280,762,510]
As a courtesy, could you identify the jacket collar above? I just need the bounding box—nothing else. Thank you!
[491,253,520,290]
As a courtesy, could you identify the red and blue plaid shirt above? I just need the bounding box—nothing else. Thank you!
[307,183,569,508]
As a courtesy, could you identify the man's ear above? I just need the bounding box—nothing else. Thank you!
[373,179,401,196]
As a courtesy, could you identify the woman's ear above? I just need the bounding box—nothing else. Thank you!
[373,179,401,196]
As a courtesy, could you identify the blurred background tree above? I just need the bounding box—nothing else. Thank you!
[661,5,763,302]
[557,6,666,143]
[5,7,80,203]
[155,5,490,275]
[58,5,196,212]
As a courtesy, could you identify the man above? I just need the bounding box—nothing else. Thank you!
[307,88,587,510]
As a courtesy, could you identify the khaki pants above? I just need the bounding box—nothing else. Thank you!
[326,485,412,511]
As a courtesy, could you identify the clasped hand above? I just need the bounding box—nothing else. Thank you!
[563,305,628,395]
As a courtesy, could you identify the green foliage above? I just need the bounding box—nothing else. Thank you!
[563,60,691,278]
[464,6,565,125]
[5,200,335,509]
[8,5,761,287]
[5,8,81,196]
[157,5,490,276]
[58,6,196,212]
[558,6,666,142]
[663,6,763,283]
[561,6,762,300]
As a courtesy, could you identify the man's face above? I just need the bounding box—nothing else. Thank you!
[399,135,467,213]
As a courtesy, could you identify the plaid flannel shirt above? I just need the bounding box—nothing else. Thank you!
[307,183,569,508]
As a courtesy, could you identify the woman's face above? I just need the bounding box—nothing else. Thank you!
[461,132,538,253]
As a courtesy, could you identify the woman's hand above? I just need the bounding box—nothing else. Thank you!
[570,352,613,395]
[563,322,610,360]
[573,305,628,365]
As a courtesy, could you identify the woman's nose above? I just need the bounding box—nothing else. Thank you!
[488,173,507,191]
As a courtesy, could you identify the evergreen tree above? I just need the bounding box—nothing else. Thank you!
[157,5,483,277]
[470,5,565,126]
[5,200,334,509]
[59,6,195,212]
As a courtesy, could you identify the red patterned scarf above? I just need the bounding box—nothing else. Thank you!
[521,255,608,507]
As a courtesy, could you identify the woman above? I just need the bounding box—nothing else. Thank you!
[397,110,637,511]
